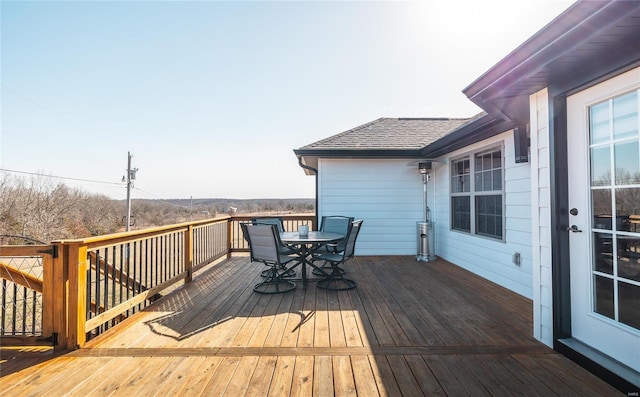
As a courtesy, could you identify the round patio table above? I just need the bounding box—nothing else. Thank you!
[280,231,344,288]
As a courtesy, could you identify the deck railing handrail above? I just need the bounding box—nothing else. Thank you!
[0,214,315,350]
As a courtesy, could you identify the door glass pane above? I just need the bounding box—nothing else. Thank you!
[594,275,614,320]
[590,101,610,145]
[588,90,640,332]
[618,282,640,329]
[592,190,612,230]
[593,232,613,275]
[590,146,611,186]
[613,91,638,140]
[615,188,640,228]
[617,236,640,282]
[614,141,640,185]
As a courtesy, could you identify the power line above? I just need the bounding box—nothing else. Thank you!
[0,168,123,186]
[133,186,192,209]
[1,84,94,133]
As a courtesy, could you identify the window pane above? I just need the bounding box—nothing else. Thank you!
[492,169,502,191]
[590,101,610,145]
[614,141,640,185]
[492,150,501,169]
[451,158,470,193]
[476,195,502,239]
[593,275,614,320]
[452,197,470,232]
[590,146,611,186]
[475,149,501,192]
[619,281,640,329]
[613,91,638,140]
[475,173,482,191]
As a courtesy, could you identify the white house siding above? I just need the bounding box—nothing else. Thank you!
[317,158,424,256]
[431,130,534,299]
[529,88,553,347]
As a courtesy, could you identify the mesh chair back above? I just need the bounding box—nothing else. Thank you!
[252,217,285,233]
[320,216,354,251]
[343,220,363,259]
[244,224,280,263]
[320,216,354,234]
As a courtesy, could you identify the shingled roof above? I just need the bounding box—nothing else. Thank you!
[298,117,474,151]
[294,114,491,173]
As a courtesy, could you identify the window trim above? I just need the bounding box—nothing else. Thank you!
[449,143,505,241]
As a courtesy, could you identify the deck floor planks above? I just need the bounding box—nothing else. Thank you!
[338,288,364,347]
[367,355,402,397]
[246,355,278,396]
[297,279,318,348]
[403,354,445,396]
[313,283,330,347]
[166,356,224,396]
[332,355,357,396]
[201,356,241,395]
[385,354,424,396]
[223,355,261,396]
[312,355,334,397]
[290,355,314,396]
[351,355,381,396]
[459,354,516,396]
[327,287,347,347]
[352,258,411,346]
[267,355,296,396]
[1,256,623,396]
[263,288,295,347]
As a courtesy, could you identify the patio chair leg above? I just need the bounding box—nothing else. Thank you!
[312,260,345,276]
[317,265,356,291]
[254,266,296,294]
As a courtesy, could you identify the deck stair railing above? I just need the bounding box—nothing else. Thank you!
[0,214,314,350]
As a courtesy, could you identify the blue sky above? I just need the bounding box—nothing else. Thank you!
[1,0,574,200]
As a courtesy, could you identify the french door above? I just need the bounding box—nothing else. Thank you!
[567,67,640,371]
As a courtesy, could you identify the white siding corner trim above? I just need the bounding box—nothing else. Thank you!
[530,88,554,348]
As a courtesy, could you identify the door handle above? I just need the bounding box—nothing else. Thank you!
[567,225,583,233]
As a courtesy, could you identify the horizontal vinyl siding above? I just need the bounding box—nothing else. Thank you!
[318,158,423,255]
[433,130,534,298]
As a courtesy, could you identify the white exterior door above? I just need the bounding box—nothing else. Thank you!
[567,67,640,371]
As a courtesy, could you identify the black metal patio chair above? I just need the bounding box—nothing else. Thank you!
[312,215,354,276]
[314,219,363,291]
[242,223,297,294]
[252,216,296,277]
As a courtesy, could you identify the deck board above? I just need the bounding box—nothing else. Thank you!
[0,255,622,396]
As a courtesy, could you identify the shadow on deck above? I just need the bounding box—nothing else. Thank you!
[0,255,620,395]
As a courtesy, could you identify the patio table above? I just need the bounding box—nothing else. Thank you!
[280,231,344,288]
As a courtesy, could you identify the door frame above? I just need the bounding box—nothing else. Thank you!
[548,65,640,391]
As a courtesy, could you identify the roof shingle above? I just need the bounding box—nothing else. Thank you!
[298,117,476,151]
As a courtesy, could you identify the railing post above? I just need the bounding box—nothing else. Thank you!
[46,242,68,350]
[67,242,87,349]
[185,225,193,283]
[227,218,233,258]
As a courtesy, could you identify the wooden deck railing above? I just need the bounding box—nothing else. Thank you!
[0,214,315,350]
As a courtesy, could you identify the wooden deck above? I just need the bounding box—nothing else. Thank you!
[1,256,620,396]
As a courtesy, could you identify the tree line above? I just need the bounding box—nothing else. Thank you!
[0,175,313,244]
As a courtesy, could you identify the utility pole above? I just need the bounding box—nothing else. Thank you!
[123,152,138,232]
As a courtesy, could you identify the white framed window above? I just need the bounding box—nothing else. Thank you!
[450,145,504,240]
